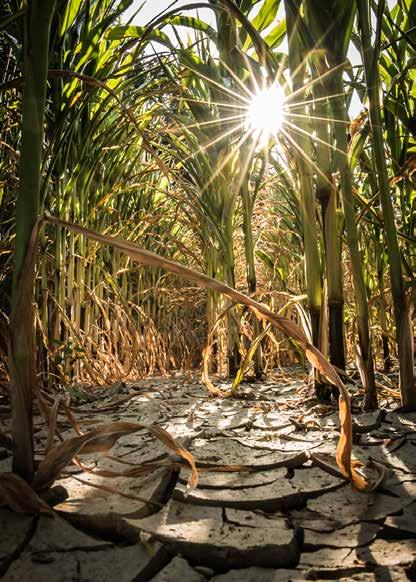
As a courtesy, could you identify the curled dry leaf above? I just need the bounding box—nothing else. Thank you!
[306,344,369,490]
[41,216,372,491]
[147,425,198,491]
[0,473,53,515]
[363,459,387,491]
[33,421,198,492]
[336,397,367,491]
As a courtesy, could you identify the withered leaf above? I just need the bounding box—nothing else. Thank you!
[33,421,198,492]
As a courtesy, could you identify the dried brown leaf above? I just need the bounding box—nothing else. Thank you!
[33,421,198,492]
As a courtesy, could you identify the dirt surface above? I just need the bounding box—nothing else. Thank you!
[1,368,416,580]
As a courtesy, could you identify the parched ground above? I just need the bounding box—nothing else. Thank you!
[1,368,416,581]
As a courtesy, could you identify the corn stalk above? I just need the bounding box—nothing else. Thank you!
[357,0,416,409]
[10,0,56,480]
[284,0,323,392]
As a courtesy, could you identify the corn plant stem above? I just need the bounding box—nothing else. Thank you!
[376,239,392,372]
[331,72,377,411]
[324,183,346,372]
[284,0,322,352]
[10,0,56,480]
[240,146,263,377]
[312,64,346,376]
[216,10,241,377]
[359,151,393,373]
[357,0,415,409]
[224,210,240,376]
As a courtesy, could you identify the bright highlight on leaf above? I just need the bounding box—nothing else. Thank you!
[247,84,286,142]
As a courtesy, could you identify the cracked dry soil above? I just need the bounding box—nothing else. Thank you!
[1,368,416,581]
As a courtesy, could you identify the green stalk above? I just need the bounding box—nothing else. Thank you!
[357,0,415,409]
[311,56,346,378]
[223,203,240,376]
[323,181,345,374]
[10,0,56,480]
[240,146,263,377]
[331,72,377,410]
[375,231,392,372]
[216,9,241,377]
[284,0,323,351]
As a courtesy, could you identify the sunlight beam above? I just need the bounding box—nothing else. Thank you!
[246,84,286,144]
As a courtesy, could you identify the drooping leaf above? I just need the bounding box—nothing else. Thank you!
[33,421,198,492]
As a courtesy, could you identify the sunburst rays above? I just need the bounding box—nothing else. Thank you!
[246,83,286,144]
[171,49,354,193]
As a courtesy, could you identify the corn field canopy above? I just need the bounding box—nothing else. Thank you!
[0,0,416,580]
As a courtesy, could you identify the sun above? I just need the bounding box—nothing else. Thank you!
[247,84,286,143]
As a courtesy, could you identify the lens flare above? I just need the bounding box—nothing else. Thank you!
[247,84,286,143]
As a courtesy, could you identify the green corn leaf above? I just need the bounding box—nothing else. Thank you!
[255,249,274,271]
[60,0,84,36]
[349,123,369,172]
[250,0,281,32]
[105,25,173,48]
[166,15,217,41]
[264,19,286,49]
[240,0,262,14]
